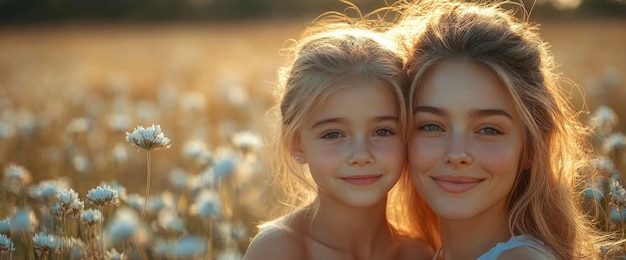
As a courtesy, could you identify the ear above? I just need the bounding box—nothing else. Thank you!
[288,134,307,164]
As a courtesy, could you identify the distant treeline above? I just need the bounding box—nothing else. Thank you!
[0,0,624,24]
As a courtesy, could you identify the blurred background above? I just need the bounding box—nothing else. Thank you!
[0,0,624,259]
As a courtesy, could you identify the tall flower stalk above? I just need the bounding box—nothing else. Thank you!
[125,124,171,219]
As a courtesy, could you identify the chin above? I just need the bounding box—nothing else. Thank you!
[432,207,476,221]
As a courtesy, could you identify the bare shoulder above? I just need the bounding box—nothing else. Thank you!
[498,246,555,260]
[394,235,435,260]
[243,214,309,260]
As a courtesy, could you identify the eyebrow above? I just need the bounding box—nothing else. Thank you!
[311,116,399,129]
[413,106,513,120]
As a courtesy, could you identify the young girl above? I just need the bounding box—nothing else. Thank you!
[392,0,615,259]
[243,12,437,260]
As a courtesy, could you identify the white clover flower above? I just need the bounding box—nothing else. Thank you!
[125,193,145,211]
[65,237,87,259]
[33,232,61,256]
[610,206,626,223]
[11,207,38,233]
[231,131,262,153]
[72,153,90,174]
[610,179,626,208]
[190,189,222,220]
[222,83,249,107]
[0,119,16,139]
[125,192,174,215]
[219,222,248,241]
[100,181,127,201]
[51,188,84,218]
[592,156,617,175]
[154,236,206,258]
[65,117,91,134]
[2,163,32,195]
[603,132,626,155]
[168,168,188,190]
[80,209,103,226]
[0,234,14,252]
[105,248,125,260]
[28,179,70,201]
[217,249,244,260]
[157,210,186,234]
[104,207,141,247]
[125,124,171,150]
[87,185,120,207]
[0,218,9,234]
[100,181,127,200]
[211,155,238,181]
[182,139,210,160]
[589,105,619,136]
[16,109,38,137]
[3,163,31,184]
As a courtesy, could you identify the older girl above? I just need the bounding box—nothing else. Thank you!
[394,0,615,259]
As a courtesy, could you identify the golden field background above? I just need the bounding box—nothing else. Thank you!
[0,18,624,258]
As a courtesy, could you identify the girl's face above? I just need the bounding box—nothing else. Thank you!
[294,83,403,208]
[409,60,524,221]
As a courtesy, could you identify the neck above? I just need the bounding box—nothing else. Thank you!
[309,195,393,257]
[439,209,511,260]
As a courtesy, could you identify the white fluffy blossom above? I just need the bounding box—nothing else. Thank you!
[33,232,61,256]
[87,185,120,207]
[104,207,142,247]
[154,236,206,258]
[51,188,84,218]
[2,163,32,195]
[231,131,262,153]
[190,189,222,220]
[610,179,626,208]
[0,234,14,252]
[80,209,103,226]
[125,124,171,150]
[28,179,70,201]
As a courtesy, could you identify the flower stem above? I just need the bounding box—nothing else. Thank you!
[142,150,152,220]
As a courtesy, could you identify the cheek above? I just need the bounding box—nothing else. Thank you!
[479,142,523,179]
[408,137,436,172]
[377,140,404,169]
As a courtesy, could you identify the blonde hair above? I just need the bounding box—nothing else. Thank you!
[392,0,612,258]
[264,8,439,250]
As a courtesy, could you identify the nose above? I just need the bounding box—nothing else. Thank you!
[445,133,472,167]
[348,137,375,166]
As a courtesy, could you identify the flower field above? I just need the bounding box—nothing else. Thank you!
[0,19,624,259]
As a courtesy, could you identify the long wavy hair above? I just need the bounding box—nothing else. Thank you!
[263,6,440,250]
[390,0,613,258]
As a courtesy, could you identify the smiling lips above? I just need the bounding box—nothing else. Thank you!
[432,175,484,194]
[341,175,382,186]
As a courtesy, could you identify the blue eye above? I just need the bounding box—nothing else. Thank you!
[321,131,344,139]
[373,128,395,136]
[418,124,443,132]
[478,127,502,135]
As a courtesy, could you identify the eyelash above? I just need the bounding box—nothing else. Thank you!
[417,123,503,135]
[374,128,395,136]
[321,131,344,139]
[477,127,502,135]
[418,123,443,132]
[320,128,396,139]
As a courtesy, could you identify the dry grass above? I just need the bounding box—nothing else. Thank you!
[0,18,624,258]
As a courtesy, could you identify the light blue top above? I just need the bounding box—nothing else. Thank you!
[476,235,556,260]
